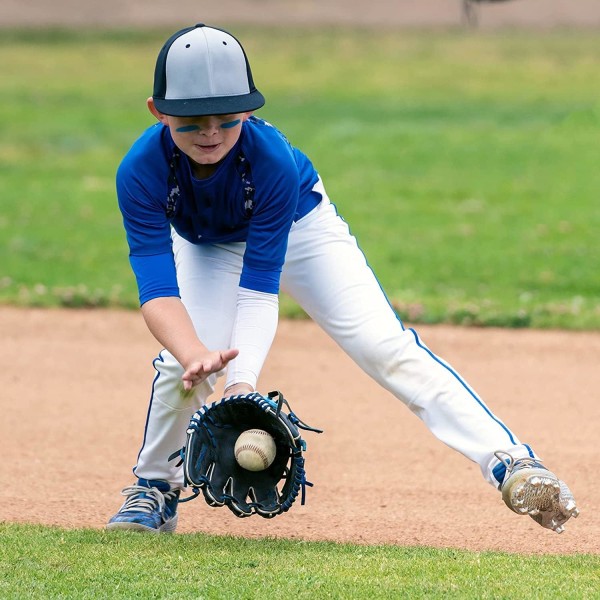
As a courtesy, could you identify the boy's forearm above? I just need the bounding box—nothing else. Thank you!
[140,296,208,369]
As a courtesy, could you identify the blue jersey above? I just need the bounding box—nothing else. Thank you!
[117,116,321,304]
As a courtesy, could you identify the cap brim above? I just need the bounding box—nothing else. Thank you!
[153,90,265,117]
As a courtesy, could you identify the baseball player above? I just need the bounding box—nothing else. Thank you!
[107,23,578,533]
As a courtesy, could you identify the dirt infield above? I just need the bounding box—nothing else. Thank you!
[1,307,598,553]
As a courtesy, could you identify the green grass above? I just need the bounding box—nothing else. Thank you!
[1,28,599,327]
[1,523,599,599]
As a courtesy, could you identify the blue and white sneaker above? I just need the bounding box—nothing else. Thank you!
[495,451,579,534]
[106,480,180,533]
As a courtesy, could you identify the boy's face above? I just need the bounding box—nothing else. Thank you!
[148,99,252,176]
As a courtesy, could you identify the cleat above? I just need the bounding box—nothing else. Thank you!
[495,451,579,534]
[107,480,180,533]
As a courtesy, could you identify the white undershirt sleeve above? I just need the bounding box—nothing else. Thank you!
[225,287,279,390]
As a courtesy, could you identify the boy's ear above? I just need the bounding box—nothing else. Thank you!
[147,97,169,125]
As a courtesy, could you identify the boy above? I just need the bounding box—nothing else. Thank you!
[107,23,578,534]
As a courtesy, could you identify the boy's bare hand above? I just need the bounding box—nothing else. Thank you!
[182,348,239,391]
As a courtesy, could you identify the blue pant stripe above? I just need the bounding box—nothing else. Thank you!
[524,443,535,458]
[133,350,165,477]
[408,327,517,446]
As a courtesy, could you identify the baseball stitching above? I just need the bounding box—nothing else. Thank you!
[236,444,270,468]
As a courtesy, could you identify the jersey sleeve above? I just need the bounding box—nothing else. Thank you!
[116,133,180,305]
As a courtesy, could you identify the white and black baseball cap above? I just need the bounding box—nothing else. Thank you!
[152,24,265,117]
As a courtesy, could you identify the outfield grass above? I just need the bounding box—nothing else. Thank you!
[1,524,599,599]
[1,28,599,328]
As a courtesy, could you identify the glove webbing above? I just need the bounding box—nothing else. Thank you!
[172,391,322,510]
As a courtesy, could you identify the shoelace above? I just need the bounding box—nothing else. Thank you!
[119,485,177,514]
[494,451,543,478]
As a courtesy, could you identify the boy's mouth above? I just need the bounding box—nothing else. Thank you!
[197,143,221,153]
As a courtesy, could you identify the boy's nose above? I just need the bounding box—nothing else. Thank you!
[200,118,220,133]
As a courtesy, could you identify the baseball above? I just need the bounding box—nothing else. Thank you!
[234,429,277,471]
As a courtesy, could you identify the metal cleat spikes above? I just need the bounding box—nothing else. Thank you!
[494,450,579,534]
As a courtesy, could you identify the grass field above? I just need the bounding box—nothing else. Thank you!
[1,524,599,599]
[1,28,599,328]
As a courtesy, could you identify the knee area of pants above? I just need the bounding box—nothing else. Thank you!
[155,381,211,411]
[354,330,407,365]
[152,358,216,409]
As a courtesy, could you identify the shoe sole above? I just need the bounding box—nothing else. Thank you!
[502,467,560,516]
[106,514,178,533]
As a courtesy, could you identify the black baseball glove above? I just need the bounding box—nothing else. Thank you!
[172,391,322,518]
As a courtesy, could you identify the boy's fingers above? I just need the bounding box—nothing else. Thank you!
[220,348,239,363]
[181,348,239,388]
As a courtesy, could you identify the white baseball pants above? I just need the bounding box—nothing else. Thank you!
[134,181,536,489]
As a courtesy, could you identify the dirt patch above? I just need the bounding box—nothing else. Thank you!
[3,0,600,30]
[1,307,598,554]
